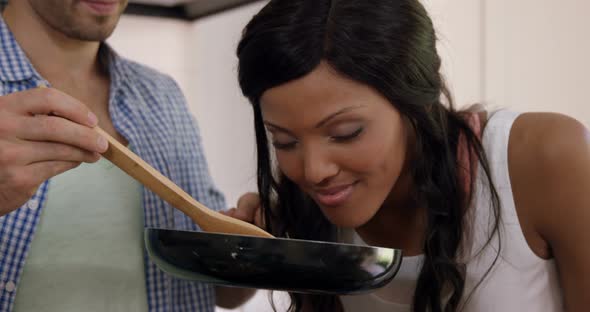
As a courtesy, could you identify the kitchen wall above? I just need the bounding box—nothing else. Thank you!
[107,0,589,311]
[485,0,590,126]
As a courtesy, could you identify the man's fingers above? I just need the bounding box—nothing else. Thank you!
[21,141,101,164]
[5,161,81,193]
[17,115,107,153]
[0,88,105,154]
[27,161,82,184]
[0,140,100,167]
[3,88,98,127]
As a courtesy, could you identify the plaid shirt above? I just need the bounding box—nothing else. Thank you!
[0,16,225,312]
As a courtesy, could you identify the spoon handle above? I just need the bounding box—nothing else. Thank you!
[95,126,274,238]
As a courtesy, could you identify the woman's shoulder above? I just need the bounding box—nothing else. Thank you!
[507,112,588,186]
[509,112,587,152]
[507,112,590,258]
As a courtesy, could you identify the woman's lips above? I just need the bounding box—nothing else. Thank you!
[313,183,356,207]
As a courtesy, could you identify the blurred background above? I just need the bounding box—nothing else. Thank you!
[106,0,590,311]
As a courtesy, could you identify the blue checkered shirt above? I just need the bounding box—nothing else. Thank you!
[0,16,225,312]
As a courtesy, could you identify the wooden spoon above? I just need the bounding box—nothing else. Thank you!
[94,126,274,238]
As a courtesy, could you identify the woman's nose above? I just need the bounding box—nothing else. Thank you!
[302,145,339,185]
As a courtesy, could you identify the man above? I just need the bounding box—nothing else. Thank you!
[0,0,252,310]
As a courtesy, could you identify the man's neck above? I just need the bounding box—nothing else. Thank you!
[2,1,103,87]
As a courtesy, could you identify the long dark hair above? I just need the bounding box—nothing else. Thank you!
[237,1,501,311]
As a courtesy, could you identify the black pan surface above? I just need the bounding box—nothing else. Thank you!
[145,228,402,295]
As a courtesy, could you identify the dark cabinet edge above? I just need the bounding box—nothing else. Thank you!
[125,0,264,21]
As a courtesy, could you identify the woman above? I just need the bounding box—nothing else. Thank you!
[226,0,590,311]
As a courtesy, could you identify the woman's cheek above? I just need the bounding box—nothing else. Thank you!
[275,151,300,181]
[339,133,391,173]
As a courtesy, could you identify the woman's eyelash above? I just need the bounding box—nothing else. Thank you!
[272,141,297,150]
[332,127,364,142]
[271,127,363,150]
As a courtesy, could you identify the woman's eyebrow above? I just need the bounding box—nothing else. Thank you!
[315,105,365,128]
[264,105,365,133]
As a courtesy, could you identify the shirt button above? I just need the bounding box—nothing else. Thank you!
[27,198,40,210]
[4,281,15,292]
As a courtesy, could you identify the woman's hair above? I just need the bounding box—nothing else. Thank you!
[237,1,501,311]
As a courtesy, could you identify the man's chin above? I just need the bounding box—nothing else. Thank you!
[65,23,118,41]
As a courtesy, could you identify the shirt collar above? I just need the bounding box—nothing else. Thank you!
[0,14,39,82]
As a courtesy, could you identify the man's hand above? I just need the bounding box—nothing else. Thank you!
[0,87,107,216]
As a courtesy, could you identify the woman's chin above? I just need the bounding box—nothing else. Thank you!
[322,210,372,229]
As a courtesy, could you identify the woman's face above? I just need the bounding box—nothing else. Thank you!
[260,63,409,228]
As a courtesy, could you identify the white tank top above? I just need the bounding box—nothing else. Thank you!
[340,110,564,311]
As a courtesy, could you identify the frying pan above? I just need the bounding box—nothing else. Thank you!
[145,229,401,294]
[96,126,403,294]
